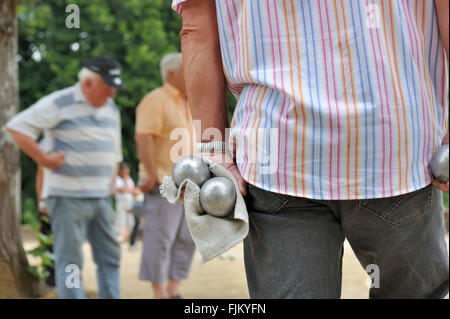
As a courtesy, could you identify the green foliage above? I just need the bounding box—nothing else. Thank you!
[26,229,54,283]
[21,197,40,229]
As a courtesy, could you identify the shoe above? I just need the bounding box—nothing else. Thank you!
[169,294,183,299]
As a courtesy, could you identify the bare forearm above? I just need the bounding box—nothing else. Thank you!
[36,165,43,201]
[135,134,158,180]
[8,128,46,165]
[435,0,449,56]
[180,0,228,142]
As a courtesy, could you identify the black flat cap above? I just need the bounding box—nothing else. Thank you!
[84,56,126,89]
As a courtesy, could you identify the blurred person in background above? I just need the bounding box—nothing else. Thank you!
[114,162,140,242]
[7,56,125,299]
[135,52,196,299]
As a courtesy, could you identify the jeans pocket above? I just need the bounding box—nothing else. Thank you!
[245,184,290,214]
[358,185,433,227]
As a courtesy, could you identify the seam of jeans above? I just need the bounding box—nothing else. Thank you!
[273,197,291,214]
[383,185,431,216]
[358,186,433,227]
[387,186,432,227]
[247,184,291,214]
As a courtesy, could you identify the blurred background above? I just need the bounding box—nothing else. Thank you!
[17,0,238,227]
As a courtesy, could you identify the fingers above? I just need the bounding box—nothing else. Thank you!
[138,184,150,193]
[180,188,185,203]
[47,152,66,170]
[441,132,449,145]
[431,179,450,194]
[228,164,247,196]
[138,179,157,194]
[197,151,247,196]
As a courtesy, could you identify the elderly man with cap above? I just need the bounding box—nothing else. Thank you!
[7,56,125,299]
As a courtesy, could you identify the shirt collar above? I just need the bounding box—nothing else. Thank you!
[163,82,184,101]
[73,82,88,103]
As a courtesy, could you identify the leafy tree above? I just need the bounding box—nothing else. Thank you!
[0,0,43,298]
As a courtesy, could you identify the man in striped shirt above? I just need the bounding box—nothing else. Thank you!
[7,56,125,299]
[174,0,449,298]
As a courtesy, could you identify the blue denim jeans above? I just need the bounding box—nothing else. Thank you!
[46,197,121,299]
[243,184,449,299]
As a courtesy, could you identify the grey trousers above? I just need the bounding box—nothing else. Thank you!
[139,188,196,283]
[244,184,449,299]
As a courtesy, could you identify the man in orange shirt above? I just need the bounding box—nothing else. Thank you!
[135,52,196,299]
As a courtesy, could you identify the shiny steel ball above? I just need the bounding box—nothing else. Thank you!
[200,177,237,217]
[430,144,449,183]
[172,156,211,187]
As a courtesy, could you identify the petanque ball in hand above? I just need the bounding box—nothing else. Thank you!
[199,177,237,218]
[430,144,449,183]
[172,156,211,187]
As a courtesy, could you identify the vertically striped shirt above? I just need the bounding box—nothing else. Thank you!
[7,83,123,198]
[173,0,448,200]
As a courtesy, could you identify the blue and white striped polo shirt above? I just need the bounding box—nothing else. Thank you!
[7,83,123,198]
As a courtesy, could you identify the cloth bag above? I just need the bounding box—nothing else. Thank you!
[160,157,249,262]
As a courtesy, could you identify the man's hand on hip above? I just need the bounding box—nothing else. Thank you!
[39,152,66,170]
[138,177,157,194]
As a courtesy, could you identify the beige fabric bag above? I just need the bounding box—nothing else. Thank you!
[160,157,249,262]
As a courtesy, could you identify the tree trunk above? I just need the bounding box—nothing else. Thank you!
[0,0,43,298]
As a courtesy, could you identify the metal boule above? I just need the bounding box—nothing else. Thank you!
[199,177,237,218]
[172,156,211,187]
[430,144,449,183]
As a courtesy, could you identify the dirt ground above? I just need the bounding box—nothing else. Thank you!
[22,228,449,299]
[87,240,369,299]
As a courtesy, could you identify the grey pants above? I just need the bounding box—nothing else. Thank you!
[139,188,196,283]
[244,184,449,299]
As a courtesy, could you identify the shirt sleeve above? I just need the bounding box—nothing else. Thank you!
[135,92,165,137]
[6,96,60,140]
[172,0,188,14]
[38,131,53,153]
